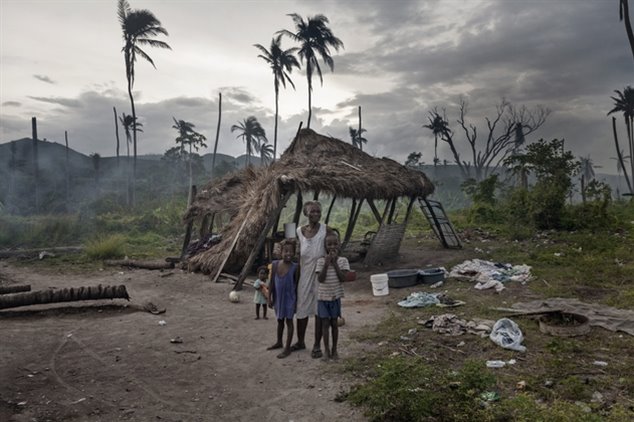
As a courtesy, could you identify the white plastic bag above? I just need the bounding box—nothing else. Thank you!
[489,318,526,352]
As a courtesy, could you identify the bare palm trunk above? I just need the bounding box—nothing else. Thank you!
[613,117,633,194]
[188,143,194,205]
[126,134,132,207]
[113,107,120,167]
[211,92,222,179]
[307,75,312,129]
[274,87,279,162]
[31,117,39,213]
[358,106,362,152]
[65,131,70,210]
[622,0,634,63]
[629,116,634,193]
[127,81,137,208]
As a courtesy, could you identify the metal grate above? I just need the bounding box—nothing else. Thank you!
[419,198,462,249]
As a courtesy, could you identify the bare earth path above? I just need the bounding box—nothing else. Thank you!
[0,260,397,422]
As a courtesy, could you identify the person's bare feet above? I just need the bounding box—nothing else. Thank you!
[255,316,260,320]
[267,343,283,350]
[291,343,306,351]
[331,351,339,360]
[277,349,291,359]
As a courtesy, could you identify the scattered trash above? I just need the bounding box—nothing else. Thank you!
[592,360,608,367]
[170,337,183,344]
[489,318,526,352]
[38,251,55,260]
[456,341,465,347]
[539,311,590,337]
[407,328,417,335]
[591,392,605,404]
[436,294,466,308]
[544,380,554,388]
[17,401,27,406]
[553,252,563,257]
[486,359,516,368]
[397,292,440,308]
[422,314,495,337]
[430,281,444,288]
[480,391,500,402]
[449,259,532,293]
[142,301,166,315]
[516,380,526,390]
[70,397,86,405]
[158,320,167,326]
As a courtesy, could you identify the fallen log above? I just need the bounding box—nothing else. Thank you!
[0,285,31,295]
[104,259,174,270]
[0,285,129,310]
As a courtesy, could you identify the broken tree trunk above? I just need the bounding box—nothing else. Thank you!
[0,285,31,295]
[104,259,175,270]
[0,285,129,310]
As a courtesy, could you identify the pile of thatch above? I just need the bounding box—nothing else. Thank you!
[185,129,434,279]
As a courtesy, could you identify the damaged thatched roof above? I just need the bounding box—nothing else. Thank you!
[185,128,434,278]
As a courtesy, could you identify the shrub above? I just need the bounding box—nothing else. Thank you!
[85,234,126,260]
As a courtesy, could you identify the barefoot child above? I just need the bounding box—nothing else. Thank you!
[253,266,270,320]
[315,232,349,360]
[267,240,298,359]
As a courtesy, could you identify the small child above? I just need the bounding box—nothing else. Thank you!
[253,265,270,320]
[267,240,298,359]
[315,232,349,360]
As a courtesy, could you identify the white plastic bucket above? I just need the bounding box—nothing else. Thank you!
[284,223,296,239]
[370,274,389,296]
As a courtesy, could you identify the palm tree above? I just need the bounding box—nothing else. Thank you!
[118,0,170,206]
[348,127,368,151]
[620,0,634,62]
[608,86,634,194]
[259,142,274,165]
[119,113,143,206]
[231,116,267,167]
[172,118,207,204]
[424,111,450,167]
[579,155,597,203]
[254,35,300,162]
[611,151,631,196]
[278,14,343,129]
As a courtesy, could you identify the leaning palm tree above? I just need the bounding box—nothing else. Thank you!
[231,116,267,167]
[254,35,300,163]
[172,118,207,204]
[278,14,343,129]
[608,86,634,194]
[620,0,634,62]
[118,0,170,206]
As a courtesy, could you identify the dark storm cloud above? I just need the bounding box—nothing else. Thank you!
[2,101,21,107]
[218,87,261,105]
[33,74,55,84]
[28,96,81,108]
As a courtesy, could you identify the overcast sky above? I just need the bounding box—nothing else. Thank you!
[1,0,632,174]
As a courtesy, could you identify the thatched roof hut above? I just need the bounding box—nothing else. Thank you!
[184,128,434,285]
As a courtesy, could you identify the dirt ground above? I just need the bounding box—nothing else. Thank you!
[0,237,470,422]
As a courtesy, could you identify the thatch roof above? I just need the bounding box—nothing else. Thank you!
[185,128,434,277]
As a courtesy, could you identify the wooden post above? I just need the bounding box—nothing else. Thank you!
[113,107,120,167]
[343,198,364,248]
[211,92,222,179]
[32,117,39,213]
[234,191,293,291]
[292,191,303,225]
[199,213,210,238]
[325,194,337,224]
[367,199,383,224]
[313,190,320,201]
[381,199,392,225]
[180,185,197,260]
[211,206,254,283]
[403,196,416,225]
[388,198,398,224]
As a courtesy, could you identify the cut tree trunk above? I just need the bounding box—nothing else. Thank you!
[0,285,31,295]
[0,285,129,310]
[104,259,175,270]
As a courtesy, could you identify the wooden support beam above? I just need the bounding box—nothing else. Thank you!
[387,197,398,224]
[403,196,416,225]
[180,185,197,260]
[292,191,303,225]
[325,195,337,224]
[381,199,392,225]
[366,199,382,225]
[234,191,293,291]
[313,190,320,201]
[343,198,364,248]
[211,206,254,283]
[199,213,210,238]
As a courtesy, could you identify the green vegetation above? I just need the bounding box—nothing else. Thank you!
[85,234,126,259]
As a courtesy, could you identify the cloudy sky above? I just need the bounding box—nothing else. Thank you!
[1,0,632,174]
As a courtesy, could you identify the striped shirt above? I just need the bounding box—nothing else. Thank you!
[315,256,350,301]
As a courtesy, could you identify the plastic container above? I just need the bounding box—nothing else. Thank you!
[370,274,389,296]
[284,223,296,239]
[418,268,445,284]
[387,269,419,288]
